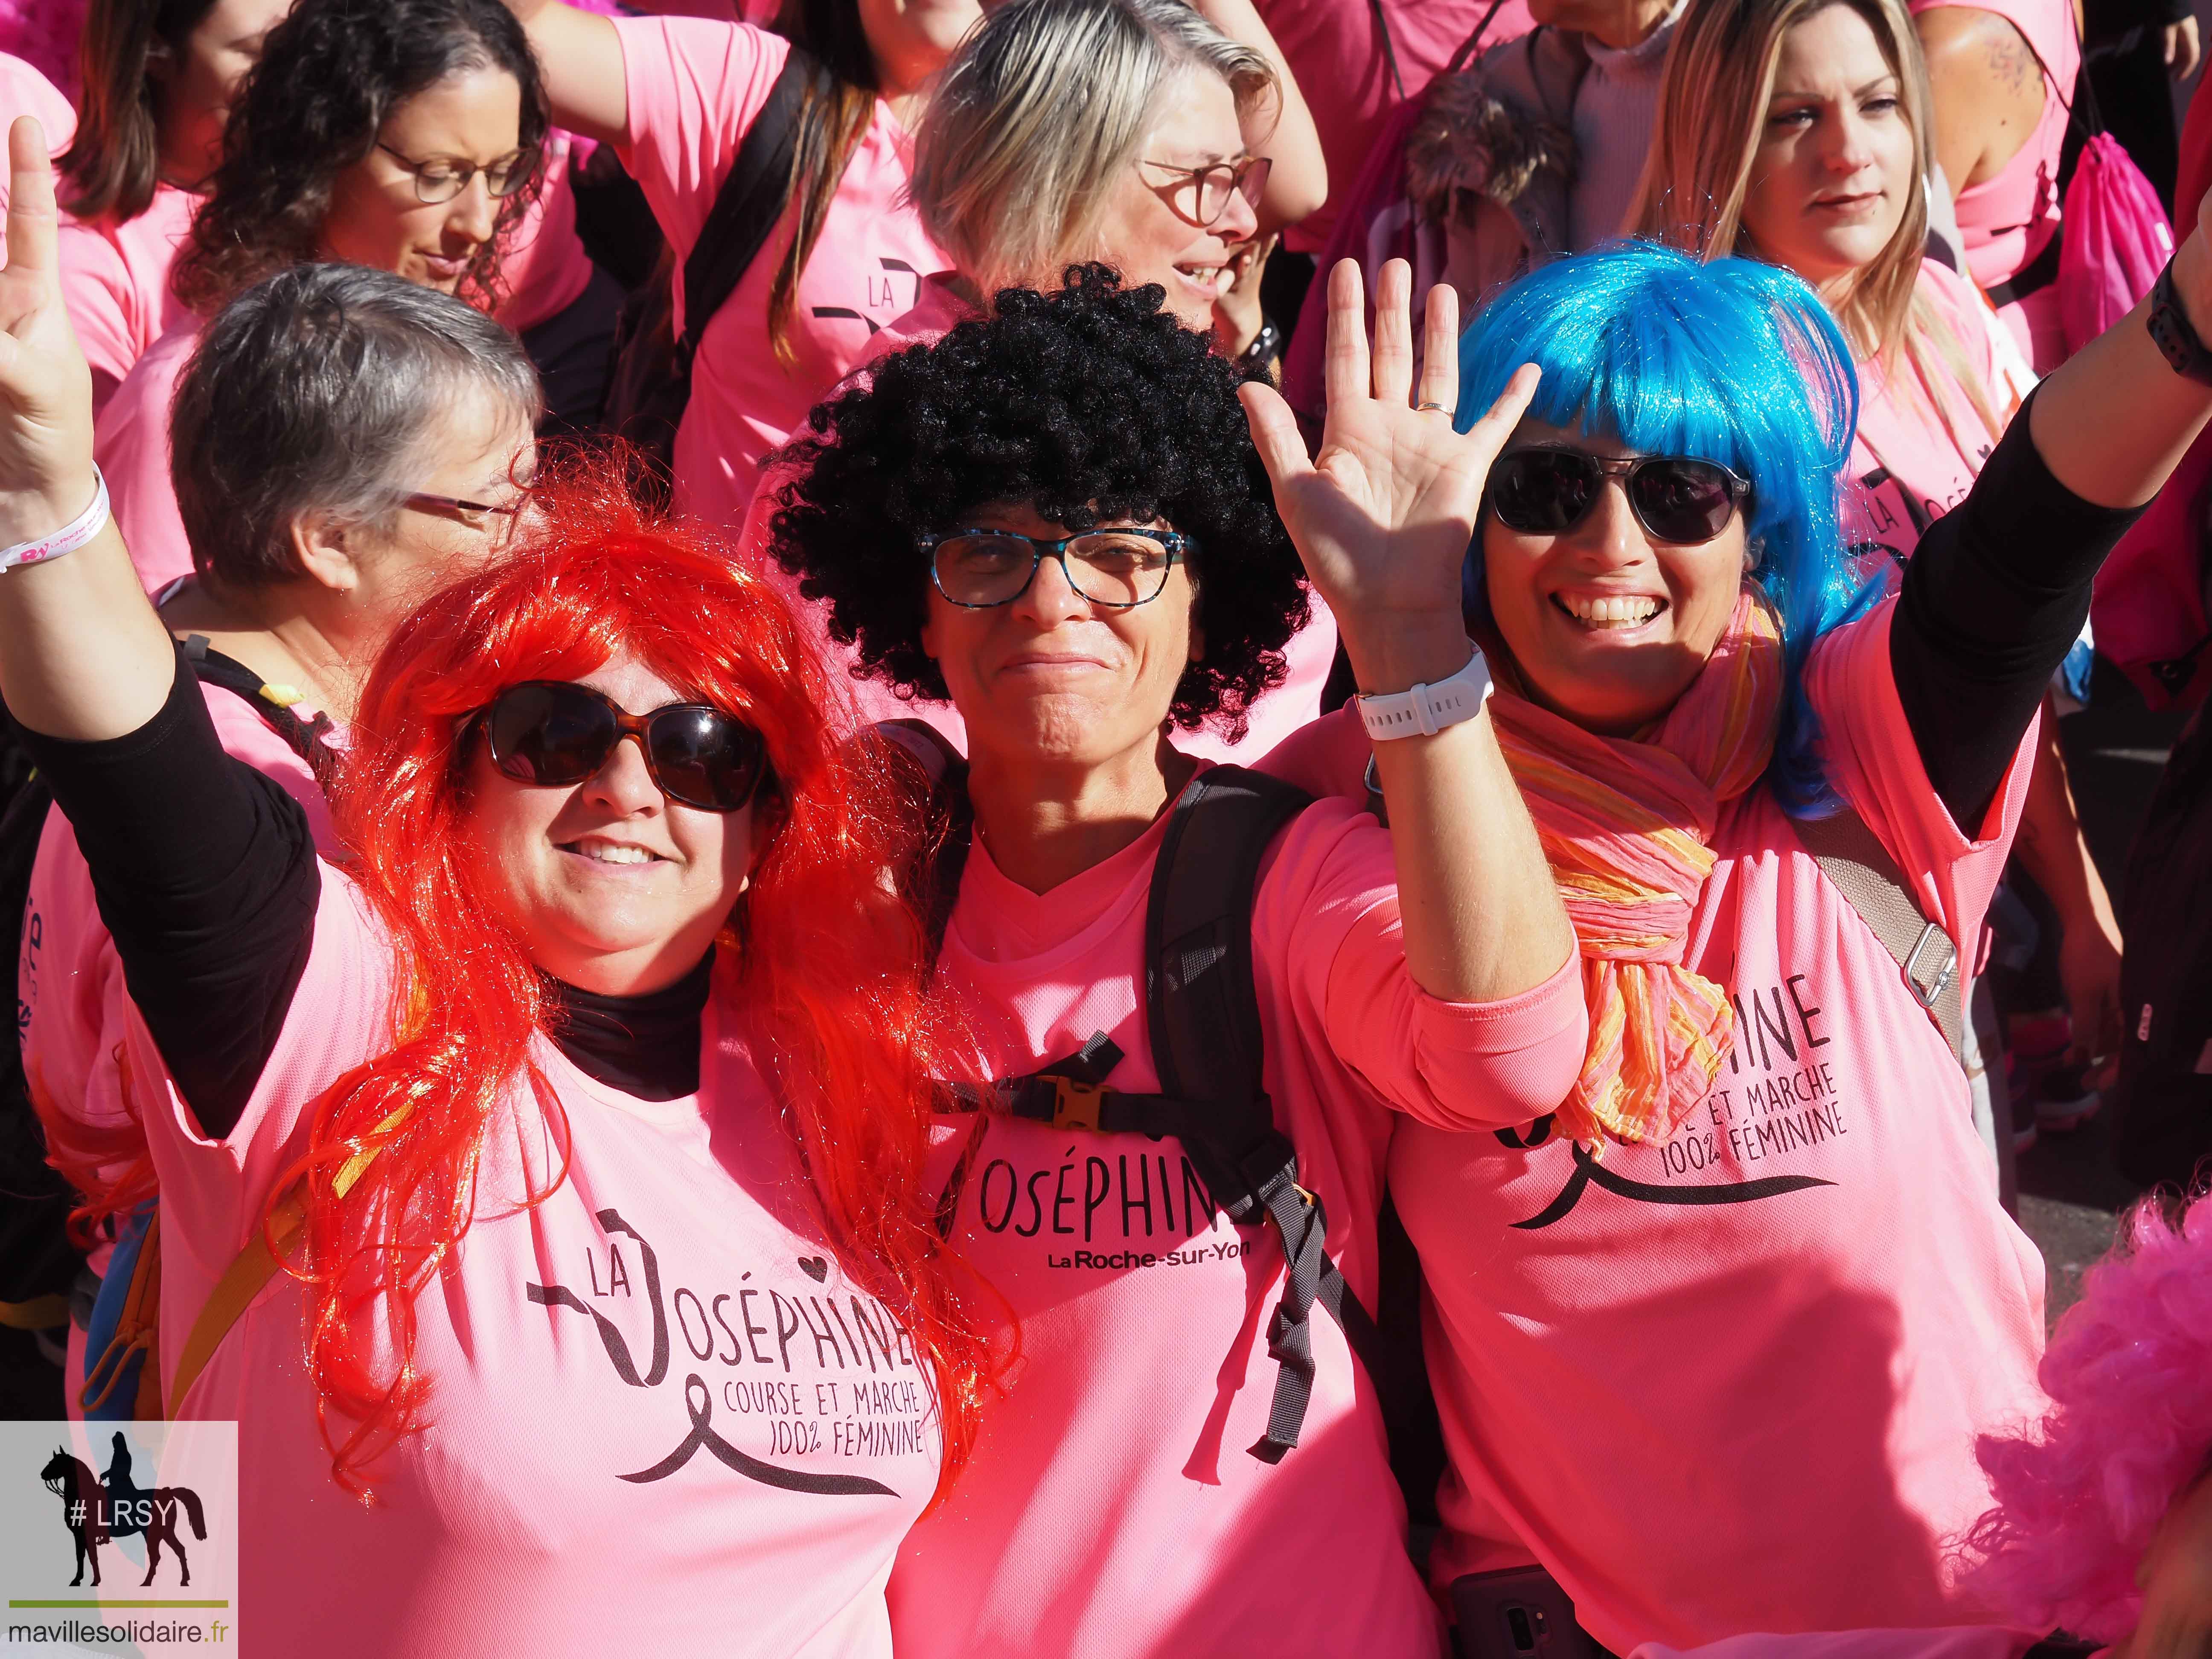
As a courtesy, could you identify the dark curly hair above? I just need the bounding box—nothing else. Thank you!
[171,0,548,315]
[770,266,1310,739]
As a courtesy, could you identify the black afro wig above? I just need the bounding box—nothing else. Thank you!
[768,265,1310,740]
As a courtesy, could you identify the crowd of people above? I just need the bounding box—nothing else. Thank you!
[4,0,2212,1655]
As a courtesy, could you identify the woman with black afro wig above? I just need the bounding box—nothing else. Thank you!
[774,263,1310,748]
[769,262,1583,1657]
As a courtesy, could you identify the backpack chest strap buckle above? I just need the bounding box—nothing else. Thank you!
[1048,1076,1106,1133]
[1001,1072,1111,1133]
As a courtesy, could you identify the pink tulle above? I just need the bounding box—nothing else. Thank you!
[0,0,86,97]
[1965,1198,2212,1642]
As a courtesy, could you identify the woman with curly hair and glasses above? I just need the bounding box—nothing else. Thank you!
[0,117,992,1656]
[770,261,1585,1656]
[91,0,550,595]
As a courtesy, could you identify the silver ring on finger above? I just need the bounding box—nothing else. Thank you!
[1415,400,1453,415]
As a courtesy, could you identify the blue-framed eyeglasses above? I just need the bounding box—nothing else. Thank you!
[919,527,1195,610]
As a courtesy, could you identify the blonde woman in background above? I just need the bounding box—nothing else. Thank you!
[1632,0,2122,1156]
[895,0,1321,353]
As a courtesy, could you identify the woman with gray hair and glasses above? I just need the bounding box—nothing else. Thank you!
[93,0,547,597]
[28,259,539,1422]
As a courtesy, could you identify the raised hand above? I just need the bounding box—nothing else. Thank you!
[0,117,96,547]
[1239,256,1538,693]
[0,115,175,744]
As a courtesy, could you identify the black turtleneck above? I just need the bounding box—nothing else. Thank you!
[545,953,712,1100]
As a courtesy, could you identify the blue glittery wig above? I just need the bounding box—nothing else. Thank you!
[1457,239,1879,815]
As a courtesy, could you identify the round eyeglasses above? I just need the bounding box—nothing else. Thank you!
[1134,155,1272,229]
[377,142,537,204]
[920,527,1195,610]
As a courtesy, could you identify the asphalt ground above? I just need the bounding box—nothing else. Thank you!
[2013,657,2199,1327]
[2017,1110,2140,1326]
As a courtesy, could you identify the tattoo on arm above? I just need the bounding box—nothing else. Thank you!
[1984,23,2037,96]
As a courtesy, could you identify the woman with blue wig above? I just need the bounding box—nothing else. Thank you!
[1249,230,2212,1655]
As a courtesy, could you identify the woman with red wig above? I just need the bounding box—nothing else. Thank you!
[0,117,987,1657]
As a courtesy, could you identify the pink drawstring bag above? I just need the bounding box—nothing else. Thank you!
[2058,132,2174,356]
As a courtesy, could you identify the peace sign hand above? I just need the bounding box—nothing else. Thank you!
[1239,256,1538,694]
[0,118,98,548]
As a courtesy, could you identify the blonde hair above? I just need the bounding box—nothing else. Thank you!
[1630,0,2003,447]
[909,0,1276,296]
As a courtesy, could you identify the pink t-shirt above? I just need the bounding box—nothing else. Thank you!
[118,871,937,1656]
[1,50,72,196]
[94,319,198,594]
[1842,260,2022,582]
[889,774,1589,1657]
[58,185,197,418]
[1911,0,2078,370]
[492,133,597,336]
[0,4,85,99]
[1270,605,2046,1653]
[26,679,341,1417]
[616,17,946,531]
[1255,0,1535,253]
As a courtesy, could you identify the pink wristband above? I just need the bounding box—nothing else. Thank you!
[0,468,111,572]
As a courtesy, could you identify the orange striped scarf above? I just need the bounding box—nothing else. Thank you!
[1487,589,1784,1148]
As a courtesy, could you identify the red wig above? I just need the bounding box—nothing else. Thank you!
[285,464,994,1495]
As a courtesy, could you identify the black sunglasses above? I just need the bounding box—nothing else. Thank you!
[1487,448,1753,545]
[474,681,771,813]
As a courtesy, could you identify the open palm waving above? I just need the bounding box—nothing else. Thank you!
[1239,257,1538,694]
[1235,256,1573,1010]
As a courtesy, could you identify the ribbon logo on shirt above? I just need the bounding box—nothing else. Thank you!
[1501,1122,1834,1230]
[619,1375,896,1494]
[527,1208,919,1497]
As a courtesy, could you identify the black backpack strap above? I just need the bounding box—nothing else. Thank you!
[1144,765,1381,1464]
[178,637,338,791]
[873,719,972,960]
[0,747,76,1333]
[675,47,820,377]
[914,756,1387,1460]
[1446,0,1516,75]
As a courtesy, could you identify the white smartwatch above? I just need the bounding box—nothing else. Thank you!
[1355,644,1493,741]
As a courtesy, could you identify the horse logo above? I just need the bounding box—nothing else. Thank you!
[38,1432,207,1588]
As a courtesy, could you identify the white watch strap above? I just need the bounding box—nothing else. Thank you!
[1356,645,1492,740]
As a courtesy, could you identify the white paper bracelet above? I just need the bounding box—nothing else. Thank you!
[1356,644,1493,741]
[0,467,111,573]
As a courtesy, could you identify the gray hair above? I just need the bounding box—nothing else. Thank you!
[170,262,543,589]
[909,0,1276,296]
